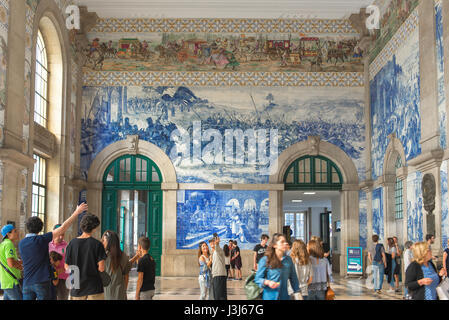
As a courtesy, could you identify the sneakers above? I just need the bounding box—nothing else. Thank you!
[387,288,395,293]
[376,290,382,294]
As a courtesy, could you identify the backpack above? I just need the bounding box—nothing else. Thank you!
[374,244,384,263]
[245,270,263,300]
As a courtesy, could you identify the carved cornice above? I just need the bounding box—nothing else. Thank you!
[0,149,35,170]
[408,149,445,173]
[33,123,57,158]
[359,179,374,192]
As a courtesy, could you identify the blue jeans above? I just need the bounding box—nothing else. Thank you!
[307,290,326,300]
[3,284,23,300]
[390,259,397,288]
[23,281,51,300]
[372,262,385,291]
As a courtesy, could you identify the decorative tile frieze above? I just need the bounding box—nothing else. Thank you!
[369,7,419,80]
[83,70,364,87]
[90,18,359,35]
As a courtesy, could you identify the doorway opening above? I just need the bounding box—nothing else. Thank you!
[101,154,163,275]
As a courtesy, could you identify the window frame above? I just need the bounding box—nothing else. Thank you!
[34,29,50,128]
[283,155,343,190]
[32,154,47,230]
[394,157,404,220]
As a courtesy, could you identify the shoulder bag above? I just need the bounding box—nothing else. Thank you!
[245,270,263,300]
[437,276,449,300]
[0,260,22,291]
[325,259,335,300]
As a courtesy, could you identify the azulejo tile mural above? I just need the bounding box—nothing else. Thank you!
[83,32,364,73]
[369,6,418,80]
[407,171,423,243]
[372,188,384,240]
[176,190,269,250]
[80,86,366,184]
[370,27,420,181]
[436,0,447,150]
[441,161,448,249]
[369,0,419,64]
[359,191,368,249]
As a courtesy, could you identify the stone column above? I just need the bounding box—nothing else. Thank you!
[268,190,283,236]
[3,0,26,152]
[419,0,441,153]
[363,56,373,183]
[339,186,360,275]
[86,182,103,240]
[442,0,449,146]
[379,175,396,240]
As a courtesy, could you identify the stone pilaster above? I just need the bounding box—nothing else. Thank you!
[3,0,26,152]
[419,0,441,153]
[442,0,449,147]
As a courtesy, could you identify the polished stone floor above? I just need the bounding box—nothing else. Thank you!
[126,269,404,300]
[0,269,404,300]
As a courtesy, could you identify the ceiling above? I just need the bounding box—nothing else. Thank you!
[74,0,375,19]
[283,190,340,211]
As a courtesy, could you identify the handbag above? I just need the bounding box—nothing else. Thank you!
[436,276,449,300]
[325,260,335,300]
[99,271,111,287]
[245,270,263,300]
[325,287,335,300]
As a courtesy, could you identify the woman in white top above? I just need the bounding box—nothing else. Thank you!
[290,239,313,300]
[403,241,414,299]
[198,241,212,300]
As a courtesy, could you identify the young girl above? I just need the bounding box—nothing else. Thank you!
[290,239,313,300]
[307,240,332,300]
[49,251,63,300]
[198,241,212,300]
[232,240,242,280]
[254,233,300,300]
[223,244,231,279]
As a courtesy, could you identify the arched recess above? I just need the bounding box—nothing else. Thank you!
[30,0,72,232]
[269,136,360,275]
[87,136,178,276]
[382,134,407,243]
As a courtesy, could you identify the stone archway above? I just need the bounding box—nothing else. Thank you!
[268,136,360,275]
[382,134,408,245]
[86,136,178,276]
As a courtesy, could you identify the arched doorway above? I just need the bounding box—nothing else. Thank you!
[101,154,163,275]
[269,137,360,275]
[282,155,343,253]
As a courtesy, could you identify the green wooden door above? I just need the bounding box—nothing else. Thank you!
[148,190,163,276]
[101,155,163,276]
[101,189,117,235]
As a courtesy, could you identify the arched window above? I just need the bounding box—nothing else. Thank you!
[394,156,403,220]
[34,30,49,127]
[283,155,343,190]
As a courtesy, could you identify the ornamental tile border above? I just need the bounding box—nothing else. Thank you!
[83,71,364,87]
[369,8,419,80]
[90,18,358,35]
[0,0,9,33]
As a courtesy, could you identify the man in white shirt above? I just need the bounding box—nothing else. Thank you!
[210,235,227,300]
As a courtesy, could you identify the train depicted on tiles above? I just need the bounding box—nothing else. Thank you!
[82,33,364,72]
